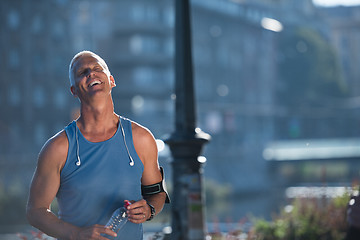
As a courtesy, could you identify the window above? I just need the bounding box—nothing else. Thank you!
[131,4,145,22]
[33,85,45,108]
[129,35,161,54]
[146,6,160,22]
[130,35,143,55]
[54,89,66,109]
[78,1,90,24]
[133,67,154,85]
[164,37,174,56]
[31,15,43,34]
[163,6,174,26]
[52,20,65,38]
[131,95,144,115]
[7,9,20,30]
[142,36,160,53]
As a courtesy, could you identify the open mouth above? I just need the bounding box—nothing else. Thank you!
[88,80,102,87]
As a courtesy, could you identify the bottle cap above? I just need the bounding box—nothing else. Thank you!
[124,201,131,207]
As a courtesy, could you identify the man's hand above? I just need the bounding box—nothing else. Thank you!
[75,224,117,240]
[126,199,150,224]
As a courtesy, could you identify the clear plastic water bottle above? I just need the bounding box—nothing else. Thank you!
[103,201,131,240]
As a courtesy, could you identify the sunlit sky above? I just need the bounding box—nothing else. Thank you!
[313,0,360,7]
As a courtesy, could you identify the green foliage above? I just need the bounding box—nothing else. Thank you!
[249,195,350,240]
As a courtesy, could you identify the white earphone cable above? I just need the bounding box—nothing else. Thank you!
[119,117,135,167]
[74,118,134,167]
[75,125,81,166]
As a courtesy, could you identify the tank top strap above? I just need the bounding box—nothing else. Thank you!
[61,121,77,178]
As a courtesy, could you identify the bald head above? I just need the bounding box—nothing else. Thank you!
[68,51,110,87]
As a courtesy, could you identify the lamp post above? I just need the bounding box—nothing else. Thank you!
[165,0,211,239]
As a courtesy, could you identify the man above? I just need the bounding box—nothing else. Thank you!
[26,51,168,240]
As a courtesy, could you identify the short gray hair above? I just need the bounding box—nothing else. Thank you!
[68,50,111,86]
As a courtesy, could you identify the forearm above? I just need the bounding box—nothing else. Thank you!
[27,207,79,240]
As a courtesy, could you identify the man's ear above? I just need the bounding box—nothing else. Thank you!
[110,75,116,88]
[70,86,77,97]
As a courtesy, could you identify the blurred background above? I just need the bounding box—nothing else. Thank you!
[0,0,360,236]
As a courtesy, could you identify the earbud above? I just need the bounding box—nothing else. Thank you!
[76,156,81,166]
[75,125,81,166]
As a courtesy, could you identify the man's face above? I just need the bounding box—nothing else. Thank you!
[70,54,115,100]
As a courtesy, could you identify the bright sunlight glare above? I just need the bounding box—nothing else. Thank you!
[261,17,283,32]
[155,139,165,152]
[313,0,360,7]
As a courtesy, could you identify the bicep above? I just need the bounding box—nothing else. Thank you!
[28,165,60,210]
[133,126,162,186]
[27,135,67,210]
[141,141,162,185]
[141,157,162,186]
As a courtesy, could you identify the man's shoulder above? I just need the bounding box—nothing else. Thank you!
[37,130,69,170]
[50,129,68,143]
[130,120,157,155]
[41,130,69,154]
[129,120,158,167]
[130,121,154,141]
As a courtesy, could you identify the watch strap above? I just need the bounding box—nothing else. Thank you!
[146,203,155,221]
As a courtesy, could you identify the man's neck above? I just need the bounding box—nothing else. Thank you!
[76,99,119,142]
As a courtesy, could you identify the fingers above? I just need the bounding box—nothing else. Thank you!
[102,226,118,239]
[76,224,117,240]
[125,199,149,223]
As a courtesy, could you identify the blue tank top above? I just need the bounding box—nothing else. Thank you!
[57,117,144,240]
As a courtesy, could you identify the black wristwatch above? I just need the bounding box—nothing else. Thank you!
[146,203,155,221]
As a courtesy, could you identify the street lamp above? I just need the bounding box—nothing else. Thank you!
[165,0,211,239]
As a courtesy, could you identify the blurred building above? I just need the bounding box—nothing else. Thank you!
[0,0,360,225]
[0,1,73,153]
[0,0,73,205]
[318,5,360,100]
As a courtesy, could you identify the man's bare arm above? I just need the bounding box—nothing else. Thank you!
[26,131,116,240]
[130,122,166,223]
